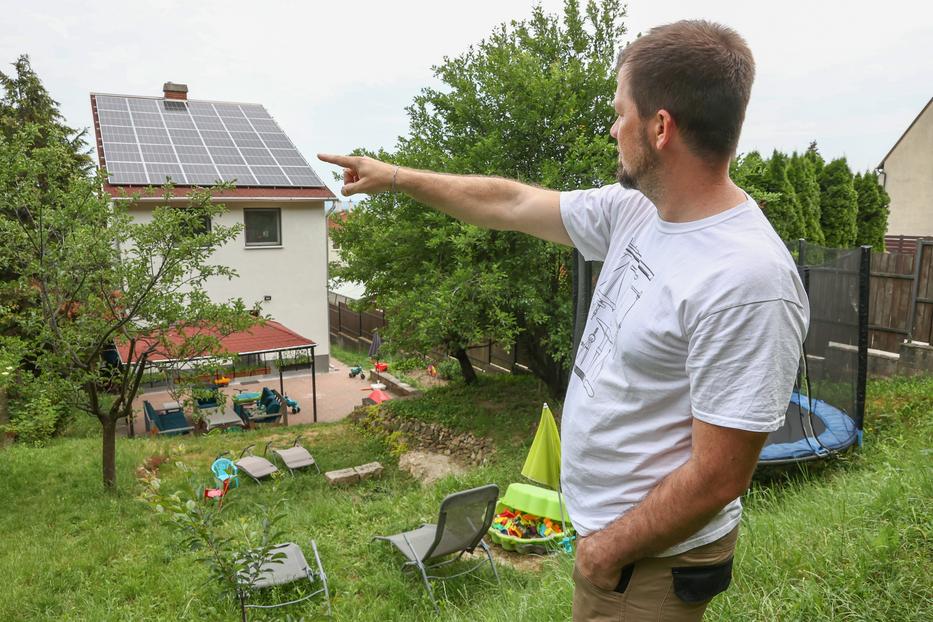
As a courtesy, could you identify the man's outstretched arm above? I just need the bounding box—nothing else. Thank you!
[317,154,572,246]
[575,419,768,590]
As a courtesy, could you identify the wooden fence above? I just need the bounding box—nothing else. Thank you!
[869,240,933,351]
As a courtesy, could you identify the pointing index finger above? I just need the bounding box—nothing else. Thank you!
[317,153,354,167]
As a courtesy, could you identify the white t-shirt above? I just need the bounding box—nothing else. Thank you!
[559,183,808,556]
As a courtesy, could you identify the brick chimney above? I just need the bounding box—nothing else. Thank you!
[163,82,188,100]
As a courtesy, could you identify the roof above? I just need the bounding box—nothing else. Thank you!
[878,96,933,170]
[115,320,316,364]
[91,93,336,200]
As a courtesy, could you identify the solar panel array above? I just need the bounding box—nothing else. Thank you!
[94,95,325,187]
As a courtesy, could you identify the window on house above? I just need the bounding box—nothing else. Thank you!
[244,208,281,246]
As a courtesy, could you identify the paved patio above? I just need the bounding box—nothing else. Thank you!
[127,358,383,436]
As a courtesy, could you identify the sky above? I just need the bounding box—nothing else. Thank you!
[2,0,931,199]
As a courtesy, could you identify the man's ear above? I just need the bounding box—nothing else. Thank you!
[655,109,675,150]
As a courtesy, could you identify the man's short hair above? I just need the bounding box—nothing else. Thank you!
[616,20,755,162]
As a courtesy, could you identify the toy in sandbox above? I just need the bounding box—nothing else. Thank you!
[488,403,575,554]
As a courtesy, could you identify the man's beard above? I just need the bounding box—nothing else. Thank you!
[616,130,660,195]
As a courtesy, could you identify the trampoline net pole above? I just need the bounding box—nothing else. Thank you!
[856,246,871,440]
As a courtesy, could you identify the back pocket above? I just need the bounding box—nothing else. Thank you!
[670,557,733,604]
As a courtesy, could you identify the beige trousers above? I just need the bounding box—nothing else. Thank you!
[572,526,739,622]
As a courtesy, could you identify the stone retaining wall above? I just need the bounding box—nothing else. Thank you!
[351,405,493,466]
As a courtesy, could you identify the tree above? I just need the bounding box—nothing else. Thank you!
[854,171,890,249]
[757,150,805,240]
[819,157,859,247]
[0,122,257,487]
[0,56,96,435]
[787,152,825,244]
[331,0,626,396]
[731,151,781,208]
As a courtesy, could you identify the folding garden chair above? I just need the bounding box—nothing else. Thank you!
[238,540,331,616]
[231,445,279,483]
[143,400,193,436]
[373,484,501,613]
[264,435,321,474]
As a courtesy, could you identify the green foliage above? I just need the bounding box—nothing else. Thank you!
[731,151,781,207]
[4,390,59,445]
[760,150,806,240]
[733,143,887,249]
[786,153,825,244]
[435,358,462,381]
[854,171,889,250]
[819,158,860,247]
[140,464,288,619]
[331,0,627,396]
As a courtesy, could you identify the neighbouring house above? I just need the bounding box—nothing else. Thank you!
[90,81,335,369]
[879,96,933,244]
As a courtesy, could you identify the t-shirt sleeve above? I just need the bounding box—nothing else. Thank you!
[559,184,647,262]
[686,299,807,433]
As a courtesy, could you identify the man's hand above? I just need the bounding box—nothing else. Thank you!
[318,153,396,196]
[575,532,623,591]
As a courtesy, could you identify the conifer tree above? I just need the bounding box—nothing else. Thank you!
[854,171,890,249]
[759,150,806,240]
[787,152,825,244]
[819,158,859,247]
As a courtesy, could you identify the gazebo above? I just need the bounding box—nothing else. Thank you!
[116,320,318,425]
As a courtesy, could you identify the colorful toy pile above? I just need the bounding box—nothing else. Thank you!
[491,508,565,540]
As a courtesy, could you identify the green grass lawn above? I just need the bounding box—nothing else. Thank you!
[0,374,930,621]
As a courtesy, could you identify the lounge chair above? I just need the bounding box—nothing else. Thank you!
[233,445,279,483]
[143,400,194,435]
[265,435,321,474]
[238,540,331,615]
[373,484,501,613]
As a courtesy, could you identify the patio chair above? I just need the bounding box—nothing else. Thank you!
[264,435,321,474]
[234,391,284,426]
[233,445,279,483]
[373,484,501,613]
[238,540,331,616]
[143,400,194,436]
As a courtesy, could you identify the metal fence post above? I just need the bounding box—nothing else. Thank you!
[856,246,871,441]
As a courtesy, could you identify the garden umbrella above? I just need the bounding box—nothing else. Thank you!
[368,329,383,359]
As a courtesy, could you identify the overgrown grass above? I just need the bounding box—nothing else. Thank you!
[0,375,929,620]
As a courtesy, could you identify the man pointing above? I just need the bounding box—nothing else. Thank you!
[320,19,807,622]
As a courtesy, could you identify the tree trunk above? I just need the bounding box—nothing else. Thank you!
[453,347,478,384]
[102,417,117,489]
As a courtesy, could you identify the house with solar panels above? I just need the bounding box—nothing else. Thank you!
[90,82,335,369]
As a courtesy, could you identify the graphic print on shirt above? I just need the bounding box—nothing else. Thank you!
[573,240,654,398]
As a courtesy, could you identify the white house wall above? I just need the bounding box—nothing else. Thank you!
[127,199,330,367]
[883,103,933,236]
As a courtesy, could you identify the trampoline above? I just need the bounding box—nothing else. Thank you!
[571,240,872,468]
[758,241,871,466]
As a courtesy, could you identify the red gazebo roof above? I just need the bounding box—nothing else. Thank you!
[116,320,316,364]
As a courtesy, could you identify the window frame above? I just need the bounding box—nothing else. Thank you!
[243,207,282,247]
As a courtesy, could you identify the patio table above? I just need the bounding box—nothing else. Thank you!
[199,406,245,431]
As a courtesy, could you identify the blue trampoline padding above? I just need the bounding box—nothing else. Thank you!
[759,394,857,463]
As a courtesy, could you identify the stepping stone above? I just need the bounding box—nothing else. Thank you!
[325,468,360,486]
[354,462,384,480]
